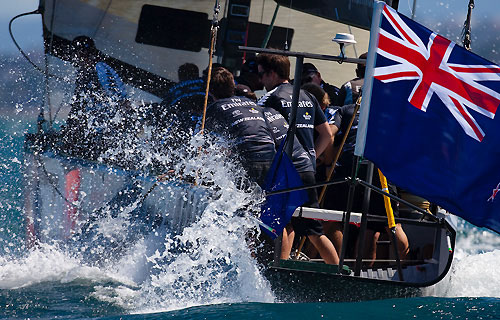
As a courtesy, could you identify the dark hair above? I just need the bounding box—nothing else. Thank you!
[210,67,235,99]
[256,53,290,80]
[203,63,224,78]
[356,52,368,78]
[301,62,319,84]
[302,83,330,109]
[178,63,199,81]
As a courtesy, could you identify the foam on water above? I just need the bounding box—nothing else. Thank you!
[0,243,128,290]
[0,128,275,313]
[424,220,500,298]
[96,135,276,313]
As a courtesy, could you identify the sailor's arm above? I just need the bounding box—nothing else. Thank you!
[314,121,333,158]
[318,124,339,165]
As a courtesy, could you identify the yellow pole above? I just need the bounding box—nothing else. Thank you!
[377,169,404,281]
[377,169,396,229]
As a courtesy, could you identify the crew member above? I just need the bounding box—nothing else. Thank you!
[206,67,276,186]
[301,62,340,106]
[256,53,338,264]
[337,52,367,105]
[63,35,132,159]
[328,102,410,264]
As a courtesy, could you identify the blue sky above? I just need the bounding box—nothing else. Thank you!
[1,0,43,56]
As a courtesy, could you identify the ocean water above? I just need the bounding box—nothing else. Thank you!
[0,106,499,320]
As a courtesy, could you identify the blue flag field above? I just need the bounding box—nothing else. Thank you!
[356,2,500,234]
[260,140,308,239]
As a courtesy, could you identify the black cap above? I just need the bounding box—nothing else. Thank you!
[302,63,318,76]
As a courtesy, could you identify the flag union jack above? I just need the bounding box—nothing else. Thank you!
[374,5,500,142]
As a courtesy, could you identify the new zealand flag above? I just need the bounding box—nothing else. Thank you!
[356,2,500,234]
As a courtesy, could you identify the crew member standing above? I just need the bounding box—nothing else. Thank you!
[256,53,338,264]
[301,62,340,106]
[337,52,367,105]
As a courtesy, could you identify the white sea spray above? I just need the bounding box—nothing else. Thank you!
[424,219,500,298]
[91,134,275,312]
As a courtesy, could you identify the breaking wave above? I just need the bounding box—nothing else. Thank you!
[424,219,500,298]
[0,108,275,312]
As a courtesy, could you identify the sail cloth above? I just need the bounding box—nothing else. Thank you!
[356,2,500,234]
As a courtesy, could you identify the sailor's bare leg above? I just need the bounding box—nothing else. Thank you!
[324,221,343,253]
[366,230,379,267]
[308,234,339,265]
[304,222,343,259]
[386,224,409,261]
[302,238,317,259]
[280,224,295,260]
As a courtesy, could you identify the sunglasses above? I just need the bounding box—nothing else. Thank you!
[258,70,268,78]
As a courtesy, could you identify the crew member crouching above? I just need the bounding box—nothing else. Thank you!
[205,67,276,187]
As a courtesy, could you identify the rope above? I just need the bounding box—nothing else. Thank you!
[199,0,220,135]
[284,0,292,50]
[461,0,475,51]
[9,10,44,74]
[8,10,62,80]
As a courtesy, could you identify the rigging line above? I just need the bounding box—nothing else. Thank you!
[48,0,56,54]
[461,0,475,51]
[45,0,58,126]
[411,0,417,20]
[284,0,292,50]
[347,25,358,58]
[218,0,228,64]
[8,10,64,80]
[92,0,112,39]
[9,10,44,74]
[260,0,266,23]
[34,152,88,214]
[200,0,220,135]
[222,0,229,22]
[52,91,72,121]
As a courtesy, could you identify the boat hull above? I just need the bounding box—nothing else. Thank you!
[23,136,210,253]
[264,266,421,302]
